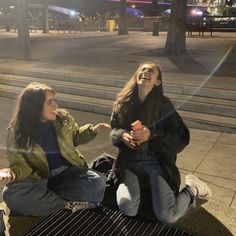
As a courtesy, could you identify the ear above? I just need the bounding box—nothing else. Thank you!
[155,79,162,86]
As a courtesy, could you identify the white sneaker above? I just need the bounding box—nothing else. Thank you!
[185,174,212,200]
[65,201,97,213]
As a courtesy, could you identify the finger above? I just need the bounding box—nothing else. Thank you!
[97,124,111,130]
[103,124,111,128]
[124,140,136,149]
[127,143,136,149]
[133,136,142,142]
[129,140,137,147]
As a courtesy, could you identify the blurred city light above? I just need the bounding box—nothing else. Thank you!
[69,10,77,17]
[191,9,203,16]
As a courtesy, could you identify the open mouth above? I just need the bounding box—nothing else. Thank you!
[141,75,150,81]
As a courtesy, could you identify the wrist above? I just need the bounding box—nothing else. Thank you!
[143,126,151,140]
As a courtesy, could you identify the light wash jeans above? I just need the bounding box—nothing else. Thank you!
[2,166,106,217]
[116,151,192,223]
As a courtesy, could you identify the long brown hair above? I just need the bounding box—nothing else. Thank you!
[113,62,163,127]
[8,82,55,148]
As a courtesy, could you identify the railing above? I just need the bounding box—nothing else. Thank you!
[187,16,236,37]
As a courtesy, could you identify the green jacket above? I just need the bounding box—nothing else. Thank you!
[6,110,97,181]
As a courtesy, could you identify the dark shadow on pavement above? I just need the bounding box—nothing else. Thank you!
[213,44,236,77]
[132,49,210,75]
[137,191,233,236]
[176,206,233,236]
[167,55,209,75]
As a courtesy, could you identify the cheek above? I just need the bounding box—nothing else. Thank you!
[42,107,50,117]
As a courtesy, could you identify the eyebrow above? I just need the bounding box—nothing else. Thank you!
[46,98,54,104]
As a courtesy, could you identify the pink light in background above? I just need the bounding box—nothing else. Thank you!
[107,0,152,3]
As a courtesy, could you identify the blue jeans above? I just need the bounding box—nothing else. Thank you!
[116,151,192,223]
[2,166,106,216]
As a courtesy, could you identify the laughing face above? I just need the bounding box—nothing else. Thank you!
[136,63,161,89]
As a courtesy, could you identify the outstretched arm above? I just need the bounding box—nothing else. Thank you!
[92,123,111,133]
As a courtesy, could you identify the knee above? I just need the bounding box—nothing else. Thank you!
[92,171,106,190]
[155,210,177,223]
[117,197,139,217]
[88,170,106,200]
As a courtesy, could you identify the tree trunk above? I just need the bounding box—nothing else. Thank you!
[118,0,128,35]
[16,0,31,60]
[2,0,11,32]
[42,0,49,33]
[163,0,187,56]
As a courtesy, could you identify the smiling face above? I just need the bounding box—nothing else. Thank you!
[136,63,161,89]
[40,90,57,122]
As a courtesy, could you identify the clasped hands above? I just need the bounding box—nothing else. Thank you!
[122,126,151,149]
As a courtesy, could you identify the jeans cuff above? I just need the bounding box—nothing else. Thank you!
[185,185,196,207]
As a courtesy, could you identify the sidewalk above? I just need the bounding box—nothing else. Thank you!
[0,30,236,235]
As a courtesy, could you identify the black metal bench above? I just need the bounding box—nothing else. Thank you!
[187,23,213,37]
[24,205,199,236]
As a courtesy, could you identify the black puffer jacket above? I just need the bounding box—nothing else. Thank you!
[110,94,190,193]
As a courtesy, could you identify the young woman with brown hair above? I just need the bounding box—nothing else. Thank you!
[110,62,212,223]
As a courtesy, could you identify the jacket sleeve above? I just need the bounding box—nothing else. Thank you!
[150,99,190,154]
[163,110,190,154]
[110,112,126,147]
[6,131,41,181]
[67,113,97,146]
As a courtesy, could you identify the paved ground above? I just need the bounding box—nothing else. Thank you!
[0,30,236,236]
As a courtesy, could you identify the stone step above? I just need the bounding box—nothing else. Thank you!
[165,84,236,101]
[0,73,121,100]
[0,67,126,88]
[0,73,235,118]
[1,84,236,133]
[171,96,236,118]
[1,67,236,101]
[180,110,236,133]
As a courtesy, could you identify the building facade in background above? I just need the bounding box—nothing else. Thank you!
[188,0,236,15]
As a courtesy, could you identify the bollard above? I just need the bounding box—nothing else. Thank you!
[153,21,160,36]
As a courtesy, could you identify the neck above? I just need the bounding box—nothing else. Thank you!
[138,86,153,102]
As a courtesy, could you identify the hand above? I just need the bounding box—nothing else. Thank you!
[0,168,16,183]
[92,123,111,133]
[131,125,151,145]
[122,132,137,149]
